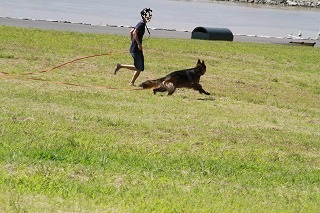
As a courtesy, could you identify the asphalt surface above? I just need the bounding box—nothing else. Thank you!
[1,17,318,47]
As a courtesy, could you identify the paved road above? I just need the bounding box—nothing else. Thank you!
[1,17,318,47]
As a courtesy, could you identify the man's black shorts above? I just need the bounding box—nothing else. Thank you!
[131,51,144,71]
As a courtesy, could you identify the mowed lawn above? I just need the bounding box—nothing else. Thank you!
[0,26,319,212]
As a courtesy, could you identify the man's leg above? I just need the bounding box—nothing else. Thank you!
[114,51,143,85]
[114,64,137,75]
[130,51,144,86]
[129,70,141,86]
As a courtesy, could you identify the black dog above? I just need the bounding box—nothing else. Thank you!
[139,59,210,95]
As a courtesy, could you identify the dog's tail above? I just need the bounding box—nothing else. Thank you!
[139,77,165,89]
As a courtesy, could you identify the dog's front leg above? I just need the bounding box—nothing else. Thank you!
[201,89,210,95]
[193,83,210,95]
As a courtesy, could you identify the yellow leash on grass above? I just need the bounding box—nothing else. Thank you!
[0,51,144,91]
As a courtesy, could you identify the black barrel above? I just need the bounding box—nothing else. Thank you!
[191,27,233,41]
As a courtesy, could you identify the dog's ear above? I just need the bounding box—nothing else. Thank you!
[202,60,205,65]
[197,59,201,64]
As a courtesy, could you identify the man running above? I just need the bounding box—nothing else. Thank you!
[114,8,152,86]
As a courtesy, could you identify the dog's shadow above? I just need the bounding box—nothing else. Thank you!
[196,97,215,101]
[180,95,215,101]
[155,94,215,101]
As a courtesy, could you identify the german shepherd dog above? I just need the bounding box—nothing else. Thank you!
[139,59,210,95]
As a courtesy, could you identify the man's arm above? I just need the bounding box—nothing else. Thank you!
[130,28,134,41]
[132,29,143,50]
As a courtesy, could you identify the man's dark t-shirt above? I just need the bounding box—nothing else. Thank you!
[130,20,146,53]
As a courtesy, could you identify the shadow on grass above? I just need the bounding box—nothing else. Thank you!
[197,97,215,101]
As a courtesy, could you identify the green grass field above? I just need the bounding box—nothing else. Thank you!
[0,25,319,212]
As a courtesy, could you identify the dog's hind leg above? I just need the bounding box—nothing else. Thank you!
[153,86,167,95]
[153,82,168,95]
[164,82,176,95]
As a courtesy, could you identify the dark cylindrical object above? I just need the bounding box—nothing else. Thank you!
[191,27,233,41]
